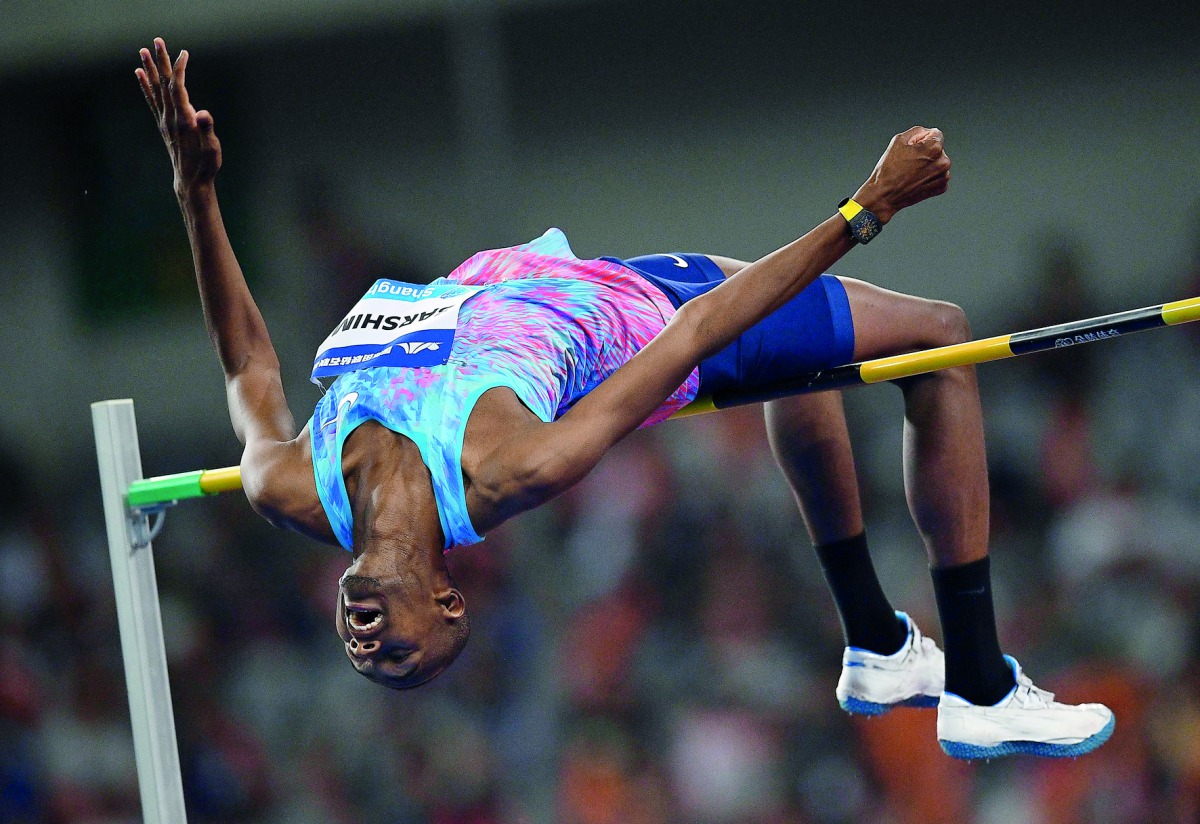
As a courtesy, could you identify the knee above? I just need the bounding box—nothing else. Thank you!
[923,300,971,347]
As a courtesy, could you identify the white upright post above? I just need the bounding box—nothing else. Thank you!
[91,399,187,824]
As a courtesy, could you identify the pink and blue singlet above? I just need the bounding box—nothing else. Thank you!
[308,229,700,551]
[308,228,854,552]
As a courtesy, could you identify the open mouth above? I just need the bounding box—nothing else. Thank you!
[345,602,384,633]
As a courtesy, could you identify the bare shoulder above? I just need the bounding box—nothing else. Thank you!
[241,428,338,545]
[461,387,558,532]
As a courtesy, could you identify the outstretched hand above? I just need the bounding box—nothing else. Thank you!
[853,126,951,223]
[136,38,222,197]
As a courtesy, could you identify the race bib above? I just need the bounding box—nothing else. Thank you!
[311,279,484,384]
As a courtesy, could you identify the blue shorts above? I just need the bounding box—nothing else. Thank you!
[603,254,856,398]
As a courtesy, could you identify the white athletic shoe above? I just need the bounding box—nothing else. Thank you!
[837,612,945,716]
[937,656,1115,759]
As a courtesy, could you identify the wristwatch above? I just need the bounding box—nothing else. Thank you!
[838,197,882,244]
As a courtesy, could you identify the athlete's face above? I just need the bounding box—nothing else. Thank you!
[335,573,465,689]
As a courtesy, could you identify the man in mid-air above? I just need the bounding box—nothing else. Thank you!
[136,38,1113,759]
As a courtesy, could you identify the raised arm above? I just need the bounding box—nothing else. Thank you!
[137,38,292,443]
[476,127,951,516]
[136,39,322,534]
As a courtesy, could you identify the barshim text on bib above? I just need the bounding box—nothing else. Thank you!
[311,279,484,384]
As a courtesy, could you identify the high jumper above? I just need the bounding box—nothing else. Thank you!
[134,37,1113,759]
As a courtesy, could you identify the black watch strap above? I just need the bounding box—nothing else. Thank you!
[838,197,882,244]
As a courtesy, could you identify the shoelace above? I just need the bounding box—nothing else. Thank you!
[901,625,940,663]
[905,620,936,655]
[1012,664,1056,707]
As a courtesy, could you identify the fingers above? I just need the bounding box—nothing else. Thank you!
[893,127,946,168]
[898,125,938,142]
[135,66,156,112]
[138,48,159,113]
[921,127,944,146]
[153,37,173,84]
[920,131,947,170]
[913,159,952,202]
[137,39,196,134]
[153,39,176,129]
[922,171,950,197]
[139,46,159,86]
[904,126,942,146]
[903,127,945,161]
[173,49,195,128]
[892,175,950,210]
[136,37,222,185]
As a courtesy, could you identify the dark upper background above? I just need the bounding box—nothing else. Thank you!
[2,0,1198,479]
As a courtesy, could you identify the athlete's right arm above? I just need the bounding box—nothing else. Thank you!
[472,127,951,521]
[137,39,328,538]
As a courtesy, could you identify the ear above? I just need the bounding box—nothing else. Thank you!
[434,588,466,620]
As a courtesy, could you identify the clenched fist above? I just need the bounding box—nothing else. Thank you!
[853,126,952,223]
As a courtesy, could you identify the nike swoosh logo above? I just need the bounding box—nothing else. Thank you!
[322,391,359,431]
[665,254,688,268]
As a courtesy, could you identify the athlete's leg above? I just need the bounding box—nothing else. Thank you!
[764,387,921,651]
[677,258,990,697]
[766,303,973,689]
[761,276,989,566]
[764,389,863,544]
[822,278,1014,707]
[837,277,989,568]
[814,277,1111,756]
[756,273,988,567]
[719,257,1001,704]
[705,259,1111,751]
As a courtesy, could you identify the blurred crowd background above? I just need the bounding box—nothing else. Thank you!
[3,1,1200,822]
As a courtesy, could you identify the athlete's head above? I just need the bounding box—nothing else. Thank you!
[335,564,469,690]
[334,420,470,688]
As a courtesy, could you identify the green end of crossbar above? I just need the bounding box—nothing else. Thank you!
[127,470,205,508]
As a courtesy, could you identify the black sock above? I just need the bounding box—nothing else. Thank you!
[931,556,1016,706]
[815,532,907,655]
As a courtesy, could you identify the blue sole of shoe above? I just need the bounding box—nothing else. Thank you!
[938,713,1116,759]
[840,694,941,716]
